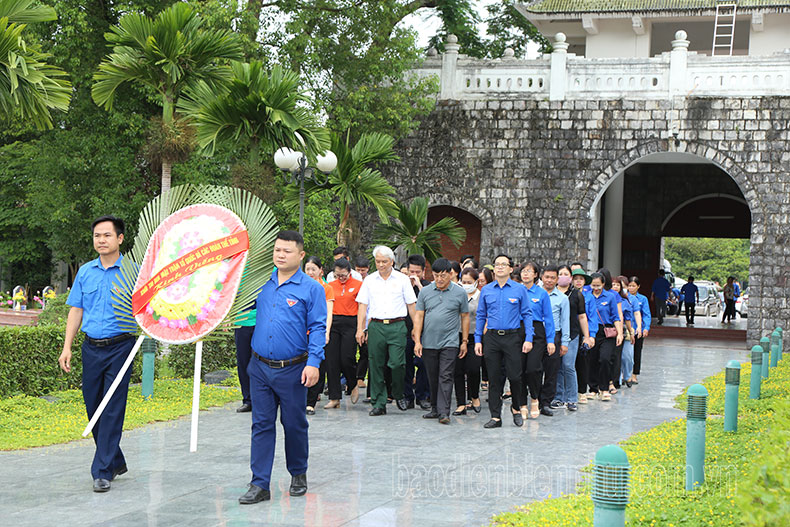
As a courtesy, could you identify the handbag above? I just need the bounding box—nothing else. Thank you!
[595,306,618,339]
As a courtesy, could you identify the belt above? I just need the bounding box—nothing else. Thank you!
[490,328,520,336]
[252,351,309,369]
[86,333,135,347]
[370,317,406,325]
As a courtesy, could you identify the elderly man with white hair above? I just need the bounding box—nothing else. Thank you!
[356,246,417,415]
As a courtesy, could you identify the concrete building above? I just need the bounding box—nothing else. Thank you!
[384,1,790,341]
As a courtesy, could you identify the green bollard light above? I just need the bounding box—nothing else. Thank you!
[724,360,740,432]
[141,337,157,400]
[592,444,630,527]
[760,336,770,379]
[749,346,762,400]
[771,330,780,368]
[686,383,708,491]
[777,327,784,361]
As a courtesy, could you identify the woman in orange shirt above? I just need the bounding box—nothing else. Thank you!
[305,256,334,415]
[326,258,363,408]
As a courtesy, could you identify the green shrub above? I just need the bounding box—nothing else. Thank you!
[36,294,71,326]
[166,332,237,379]
[0,325,144,397]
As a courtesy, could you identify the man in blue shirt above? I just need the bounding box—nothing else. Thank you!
[680,276,700,326]
[474,254,533,428]
[59,216,135,493]
[239,231,327,505]
[541,265,570,414]
[650,269,671,325]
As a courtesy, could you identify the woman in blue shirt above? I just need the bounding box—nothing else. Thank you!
[614,275,639,390]
[610,276,631,393]
[627,277,651,385]
[518,262,555,419]
[588,271,623,401]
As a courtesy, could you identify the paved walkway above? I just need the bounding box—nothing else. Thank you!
[1,335,745,527]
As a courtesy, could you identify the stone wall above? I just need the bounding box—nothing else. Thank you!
[381,96,790,342]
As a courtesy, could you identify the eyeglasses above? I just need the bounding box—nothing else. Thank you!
[335,273,349,279]
[493,263,510,268]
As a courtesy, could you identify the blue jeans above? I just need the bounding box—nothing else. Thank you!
[621,339,634,383]
[555,336,579,403]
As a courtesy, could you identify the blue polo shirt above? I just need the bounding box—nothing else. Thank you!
[583,290,600,338]
[525,283,556,342]
[633,293,651,331]
[619,292,633,322]
[475,279,534,344]
[251,267,327,368]
[680,283,699,304]
[590,289,620,326]
[651,277,671,301]
[67,255,128,339]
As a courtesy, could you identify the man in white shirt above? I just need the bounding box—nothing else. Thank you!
[356,245,417,415]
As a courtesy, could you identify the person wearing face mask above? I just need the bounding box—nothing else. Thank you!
[518,262,555,419]
[453,268,483,415]
[553,266,594,411]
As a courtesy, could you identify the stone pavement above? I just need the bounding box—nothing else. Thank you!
[0,335,746,527]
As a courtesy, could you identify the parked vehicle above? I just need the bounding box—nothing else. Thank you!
[692,282,722,317]
[735,288,748,318]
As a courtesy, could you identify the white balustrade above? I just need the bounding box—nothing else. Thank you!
[421,32,790,101]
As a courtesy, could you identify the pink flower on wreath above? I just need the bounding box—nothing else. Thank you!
[158,317,170,326]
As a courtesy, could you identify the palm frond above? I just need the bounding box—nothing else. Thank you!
[0,0,56,23]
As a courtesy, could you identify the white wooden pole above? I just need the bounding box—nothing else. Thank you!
[82,334,146,437]
[189,340,203,452]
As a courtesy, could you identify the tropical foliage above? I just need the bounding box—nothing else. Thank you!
[374,196,466,261]
[664,237,750,287]
[0,0,71,129]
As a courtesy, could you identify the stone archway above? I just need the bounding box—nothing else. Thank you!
[418,193,494,262]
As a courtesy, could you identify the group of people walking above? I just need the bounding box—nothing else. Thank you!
[235,244,653,429]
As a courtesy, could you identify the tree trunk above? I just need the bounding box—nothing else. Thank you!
[161,158,172,195]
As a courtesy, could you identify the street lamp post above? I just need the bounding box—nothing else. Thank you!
[274,147,337,235]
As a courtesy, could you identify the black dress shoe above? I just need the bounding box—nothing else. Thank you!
[93,478,111,493]
[417,399,432,410]
[625,381,633,388]
[540,407,554,417]
[396,398,410,411]
[483,418,502,429]
[472,405,481,414]
[438,415,450,425]
[111,464,127,480]
[289,474,307,496]
[452,408,467,416]
[405,399,415,409]
[512,412,524,427]
[236,403,252,413]
[239,484,270,504]
[422,410,440,419]
[369,407,387,416]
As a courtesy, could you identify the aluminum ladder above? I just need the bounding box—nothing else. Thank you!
[712,2,738,56]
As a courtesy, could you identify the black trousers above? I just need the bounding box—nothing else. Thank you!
[723,299,736,321]
[483,331,523,419]
[576,337,589,393]
[326,315,358,400]
[522,321,545,402]
[357,342,368,381]
[454,333,481,406]
[685,303,696,324]
[423,347,458,417]
[612,340,624,388]
[539,332,562,408]
[633,336,644,375]
[234,325,254,405]
[589,325,616,392]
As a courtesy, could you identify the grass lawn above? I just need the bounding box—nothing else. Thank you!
[0,378,242,450]
[491,355,790,526]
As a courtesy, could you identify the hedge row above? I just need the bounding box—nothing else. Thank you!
[167,333,237,379]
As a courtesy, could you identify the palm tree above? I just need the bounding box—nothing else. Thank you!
[283,131,400,246]
[374,196,466,262]
[178,61,329,164]
[0,0,71,129]
[91,3,243,194]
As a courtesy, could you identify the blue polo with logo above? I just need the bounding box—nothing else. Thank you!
[475,279,534,344]
[591,289,620,326]
[67,255,128,339]
[524,282,556,343]
[252,267,327,368]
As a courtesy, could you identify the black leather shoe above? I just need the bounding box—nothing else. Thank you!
[111,464,127,480]
[483,418,502,429]
[289,474,307,496]
[369,407,387,416]
[239,484,270,504]
[625,381,633,388]
[422,410,440,419]
[512,412,524,427]
[472,405,482,414]
[405,399,415,409]
[438,415,450,425]
[417,399,432,410]
[236,403,252,413]
[452,408,467,416]
[540,407,554,417]
[396,398,410,411]
[93,478,111,492]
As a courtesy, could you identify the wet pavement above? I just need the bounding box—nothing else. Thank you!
[1,334,746,527]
